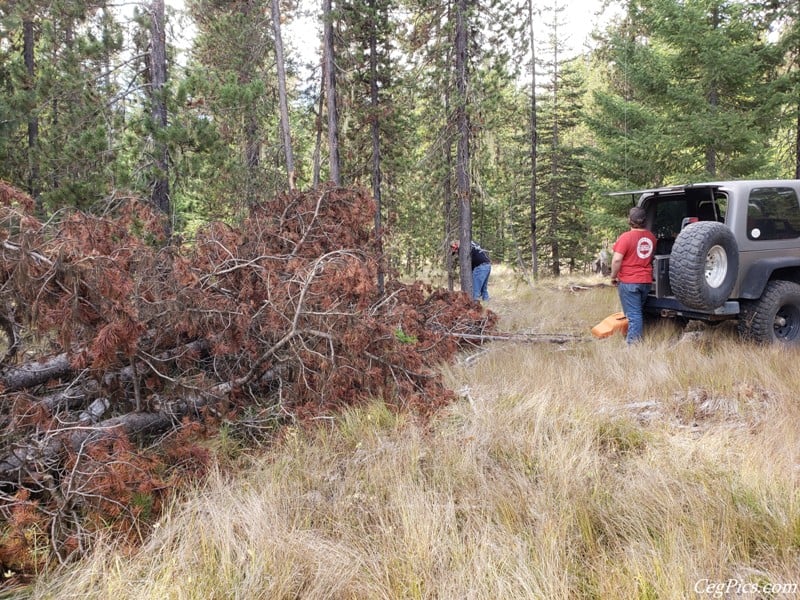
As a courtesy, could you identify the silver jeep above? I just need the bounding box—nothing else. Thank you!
[615,179,800,344]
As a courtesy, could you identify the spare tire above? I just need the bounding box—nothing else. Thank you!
[669,221,738,311]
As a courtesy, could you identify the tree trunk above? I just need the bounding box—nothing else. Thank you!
[23,18,40,209]
[455,0,472,296]
[313,66,325,188]
[368,0,384,295]
[0,382,233,483]
[241,1,261,210]
[705,5,719,178]
[272,0,296,190]
[795,100,800,179]
[528,0,538,280]
[323,0,342,185]
[795,0,800,180]
[444,98,455,292]
[149,0,171,235]
[1,353,72,392]
[705,87,718,177]
[549,15,560,277]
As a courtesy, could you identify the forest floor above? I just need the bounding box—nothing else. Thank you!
[14,266,800,599]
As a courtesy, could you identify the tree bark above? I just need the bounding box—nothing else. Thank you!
[272,0,296,190]
[323,0,342,185]
[23,18,40,208]
[549,12,560,276]
[313,67,325,188]
[0,383,231,483]
[705,5,720,178]
[528,0,538,280]
[1,353,73,392]
[454,0,472,296]
[368,0,385,295]
[444,95,455,292]
[149,0,171,235]
[795,99,800,179]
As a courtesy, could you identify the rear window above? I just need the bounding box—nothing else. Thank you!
[747,187,800,241]
[652,197,688,240]
[647,189,726,244]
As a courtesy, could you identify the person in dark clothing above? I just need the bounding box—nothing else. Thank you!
[451,240,492,301]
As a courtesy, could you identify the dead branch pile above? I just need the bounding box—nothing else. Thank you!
[0,181,496,578]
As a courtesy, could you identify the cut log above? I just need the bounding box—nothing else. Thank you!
[0,382,233,483]
[1,353,72,391]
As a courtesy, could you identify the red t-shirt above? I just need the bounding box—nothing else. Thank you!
[613,228,656,284]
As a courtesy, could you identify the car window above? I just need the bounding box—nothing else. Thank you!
[747,187,800,241]
[652,197,687,239]
[712,192,727,221]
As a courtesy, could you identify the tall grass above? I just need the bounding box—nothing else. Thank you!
[20,268,800,599]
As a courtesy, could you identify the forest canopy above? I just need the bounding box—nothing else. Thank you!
[1,0,797,278]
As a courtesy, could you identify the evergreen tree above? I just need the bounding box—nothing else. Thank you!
[272,0,296,190]
[323,0,341,185]
[528,0,539,279]
[590,0,780,187]
[183,0,279,217]
[0,0,126,211]
[148,0,171,229]
[536,56,590,275]
[769,0,800,177]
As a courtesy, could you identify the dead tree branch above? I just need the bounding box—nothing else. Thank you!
[0,183,498,574]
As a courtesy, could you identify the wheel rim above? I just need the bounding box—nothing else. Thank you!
[774,304,800,340]
[705,245,728,288]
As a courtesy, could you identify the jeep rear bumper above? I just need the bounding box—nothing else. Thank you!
[649,254,740,320]
[644,296,740,321]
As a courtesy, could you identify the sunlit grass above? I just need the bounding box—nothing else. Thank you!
[24,268,800,599]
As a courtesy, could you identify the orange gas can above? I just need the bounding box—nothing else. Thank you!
[591,312,629,339]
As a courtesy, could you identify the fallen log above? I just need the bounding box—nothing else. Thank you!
[0,383,230,483]
[447,331,586,344]
[1,353,73,392]
[0,365,289,484]
[1,339,211,406]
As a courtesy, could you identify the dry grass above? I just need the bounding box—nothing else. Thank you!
[21,267,800,599]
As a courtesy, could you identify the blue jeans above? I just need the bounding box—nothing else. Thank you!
[473,263,491,301]
[618,282,651,344]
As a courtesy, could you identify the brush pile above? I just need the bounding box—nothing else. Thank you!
[0,181,496,577]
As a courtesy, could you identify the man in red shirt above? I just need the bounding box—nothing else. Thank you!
[609,206,656,344]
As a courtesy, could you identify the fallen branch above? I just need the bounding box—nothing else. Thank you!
[1,353,73,392]
[568,282,614,292]
[446,331,586,344]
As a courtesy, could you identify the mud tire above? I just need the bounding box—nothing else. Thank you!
[669,221,738,311]
[737,280,800,344]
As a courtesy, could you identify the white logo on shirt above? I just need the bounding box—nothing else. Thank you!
[636,237,654,259]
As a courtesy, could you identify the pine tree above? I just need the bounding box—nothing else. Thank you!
[183,0,278,217]
[323,0,341,185]
[148,0,171,230]
[0,0,126,212]
[534,1,591,276]
[590,0,780,186]
[770,0,800,177]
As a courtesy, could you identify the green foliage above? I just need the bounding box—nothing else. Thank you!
[588,0,787,187]
[0,0,796,278]
[394,327,418,344]
[0,1,128,209]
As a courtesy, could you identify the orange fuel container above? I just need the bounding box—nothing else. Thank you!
[591,312,629,339]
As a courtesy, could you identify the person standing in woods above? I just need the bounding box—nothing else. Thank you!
[451,241,492,301]
[609,206,656,344]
